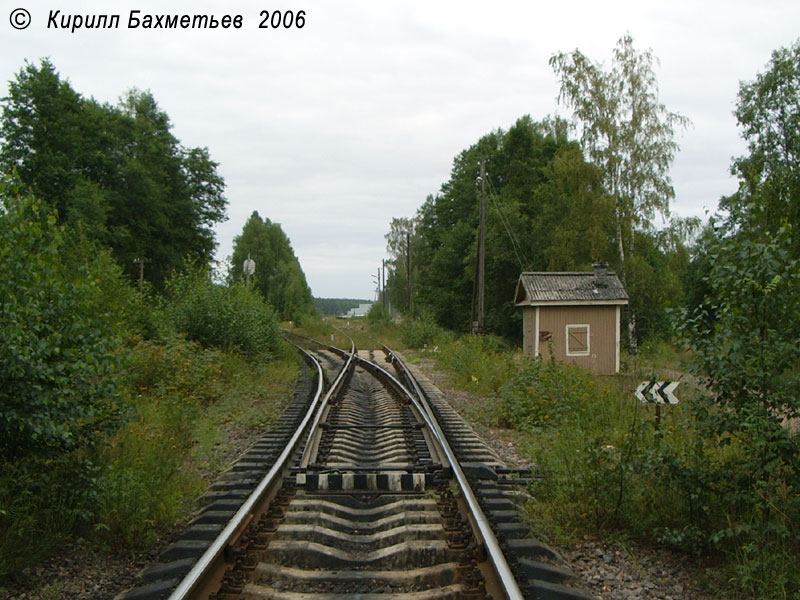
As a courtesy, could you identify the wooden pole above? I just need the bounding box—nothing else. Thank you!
[406,232,412,315]
[472,159,486,334]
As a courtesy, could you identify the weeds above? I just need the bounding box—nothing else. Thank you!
[436,334,514,397]
[417,331,800,599]
[93,336,298,547]
[0,335,299,579]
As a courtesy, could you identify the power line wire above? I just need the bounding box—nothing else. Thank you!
[485,176,532,270]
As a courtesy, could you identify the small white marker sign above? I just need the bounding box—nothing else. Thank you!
[635,381,680,405]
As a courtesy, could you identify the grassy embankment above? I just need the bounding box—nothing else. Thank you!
[0,336,300,581]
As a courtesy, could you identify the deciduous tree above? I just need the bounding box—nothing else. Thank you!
[0,60,228,287]
[230,211,315,321]
[723,40,800,251]
[550,34,690,349]
[0,182,122,459]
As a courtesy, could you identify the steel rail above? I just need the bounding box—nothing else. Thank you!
[283,332,523,598]
[359,348,525,600]
[167,341,332,600]
[299,339,357,467]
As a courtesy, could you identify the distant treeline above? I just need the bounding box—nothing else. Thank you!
[314,298,369,316]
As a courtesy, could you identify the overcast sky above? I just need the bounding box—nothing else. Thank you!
[3,1,798,298]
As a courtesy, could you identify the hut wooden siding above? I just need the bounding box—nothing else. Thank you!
[515,268,628,374]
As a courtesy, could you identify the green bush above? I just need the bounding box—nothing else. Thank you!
[524,387,699,540]
[164,267,281,357]
[498,357,598,430]
[93,336,299,546]
[672,228,800,597]
[0,185,123,460]
[435,334,514,397]
[401,314,452,349]
[366,302,392,327]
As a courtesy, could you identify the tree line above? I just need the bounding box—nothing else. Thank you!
[0,59,316,576]
[385,35,798,354]
[384,112,694,344]
[0,58,315,317]
[0,58,320,456]
[0,60,226,287]
[385,36,799,358]
[314,297,371,316]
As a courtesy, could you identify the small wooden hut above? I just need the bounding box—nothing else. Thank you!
[514,264,629,374]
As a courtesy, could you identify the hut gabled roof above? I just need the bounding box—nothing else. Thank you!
[514,270,629,306]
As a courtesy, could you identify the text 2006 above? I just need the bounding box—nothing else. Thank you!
[259,10,305,28]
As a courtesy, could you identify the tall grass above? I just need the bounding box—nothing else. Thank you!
[0,336,300,582]
[94,337,299,546]
[436,334,515,397]
[424,335,799,598]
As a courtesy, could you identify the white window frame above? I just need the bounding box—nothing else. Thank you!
[565,324,590,356]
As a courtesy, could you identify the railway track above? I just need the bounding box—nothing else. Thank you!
[117,335,594,600]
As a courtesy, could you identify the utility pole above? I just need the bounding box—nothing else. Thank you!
[381,259,386,310]
[406,231,412,316]
[133,257,150,289]
[471,159,486,334]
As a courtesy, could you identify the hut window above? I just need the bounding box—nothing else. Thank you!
[566,324,590,356]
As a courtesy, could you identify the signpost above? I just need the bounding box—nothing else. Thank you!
[635,381,680,405]
[243,254,255,286]
[635,381,680,433]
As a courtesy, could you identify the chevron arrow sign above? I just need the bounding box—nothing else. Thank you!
[635,381,680,404]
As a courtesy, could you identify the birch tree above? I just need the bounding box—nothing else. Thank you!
[725,40,800,250]
[550,34,690,350]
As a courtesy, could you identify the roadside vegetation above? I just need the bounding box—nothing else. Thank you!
[0,185,303,580]
[0,61,319,589]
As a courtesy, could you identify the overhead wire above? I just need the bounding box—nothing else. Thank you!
[485,175,533,271]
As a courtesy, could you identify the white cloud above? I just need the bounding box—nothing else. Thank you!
[2,0,798,297]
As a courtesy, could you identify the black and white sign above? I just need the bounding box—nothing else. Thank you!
[635,381,680,405]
